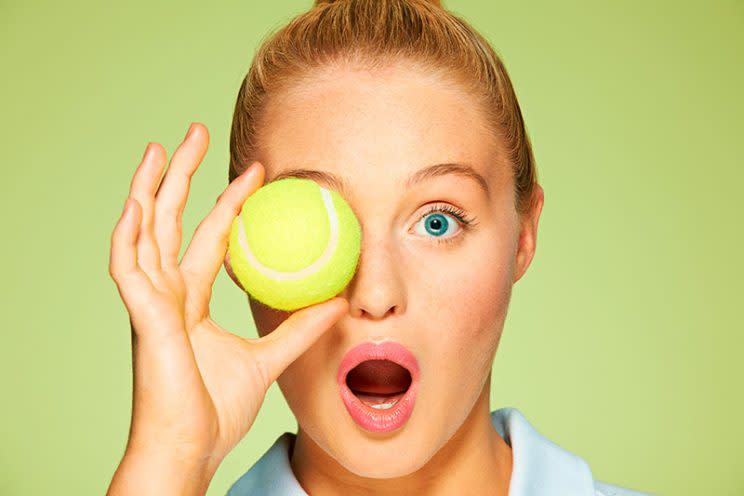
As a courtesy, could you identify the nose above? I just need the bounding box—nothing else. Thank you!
[340,234,406,320]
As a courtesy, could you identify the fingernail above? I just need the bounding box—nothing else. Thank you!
[142,143,152,160]
[122,198,130,215]
[185,122,196,139]
[243,161,260,176]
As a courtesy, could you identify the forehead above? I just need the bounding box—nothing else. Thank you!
[257,62,507,197]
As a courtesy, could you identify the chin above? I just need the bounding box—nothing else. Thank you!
[330,425,435,479]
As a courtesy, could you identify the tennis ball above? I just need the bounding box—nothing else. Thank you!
[227,177,362,311]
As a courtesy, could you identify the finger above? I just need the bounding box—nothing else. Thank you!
[110,197,140,275]
[109,197,157,316]
[154,122,209,270]
[253,297,349,386]
[180,161,264,293]
[129,142,167,274]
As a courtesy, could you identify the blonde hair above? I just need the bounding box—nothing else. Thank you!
[229,0,539,216]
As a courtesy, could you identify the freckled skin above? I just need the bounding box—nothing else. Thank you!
[224,60,544,496]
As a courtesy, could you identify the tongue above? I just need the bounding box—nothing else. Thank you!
[346,359,412,395]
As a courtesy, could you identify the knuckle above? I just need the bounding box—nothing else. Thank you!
[155,204,180,225]
[108,266,129,285]
[109,264,140,286]
[108,258,124,279]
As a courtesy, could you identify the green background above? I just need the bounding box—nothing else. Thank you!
[1,1,742,494]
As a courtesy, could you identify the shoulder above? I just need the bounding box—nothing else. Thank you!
[490,408,654,496]
[594,479,656,496]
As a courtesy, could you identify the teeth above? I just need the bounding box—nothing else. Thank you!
[370,398,399,410]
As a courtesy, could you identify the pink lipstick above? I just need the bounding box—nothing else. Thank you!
[337,341,420,433]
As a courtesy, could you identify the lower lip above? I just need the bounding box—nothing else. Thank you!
[337,342,420,433]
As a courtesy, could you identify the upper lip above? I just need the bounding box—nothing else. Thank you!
[337,340,421,386]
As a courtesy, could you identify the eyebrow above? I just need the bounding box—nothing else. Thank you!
[270,162,491,200]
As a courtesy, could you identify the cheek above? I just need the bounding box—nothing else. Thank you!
[416,229,515,383]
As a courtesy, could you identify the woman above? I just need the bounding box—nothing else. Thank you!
[107,0,652,494]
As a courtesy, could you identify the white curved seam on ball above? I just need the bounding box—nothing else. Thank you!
[237,186,340,281]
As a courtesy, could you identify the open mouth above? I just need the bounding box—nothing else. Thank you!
[345,359,413,410]
[337,341,420,433]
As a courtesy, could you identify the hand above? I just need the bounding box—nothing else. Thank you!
[107,123,348,486]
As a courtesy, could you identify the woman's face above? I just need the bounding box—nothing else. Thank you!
[230,61,543,478]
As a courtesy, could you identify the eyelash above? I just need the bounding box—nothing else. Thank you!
[418,204,478,246]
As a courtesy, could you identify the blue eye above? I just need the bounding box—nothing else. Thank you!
[413,204,477,246]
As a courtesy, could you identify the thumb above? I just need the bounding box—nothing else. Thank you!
[253,297,349,385]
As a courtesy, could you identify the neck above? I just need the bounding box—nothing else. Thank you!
[290,375,513,496]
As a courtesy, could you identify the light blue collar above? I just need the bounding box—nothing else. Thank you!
[228,407,596,495]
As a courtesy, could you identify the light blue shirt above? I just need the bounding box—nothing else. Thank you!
[227,407,653,495]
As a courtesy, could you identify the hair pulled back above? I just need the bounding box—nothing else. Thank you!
[229,0,538,216]
[317,0,442,6]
